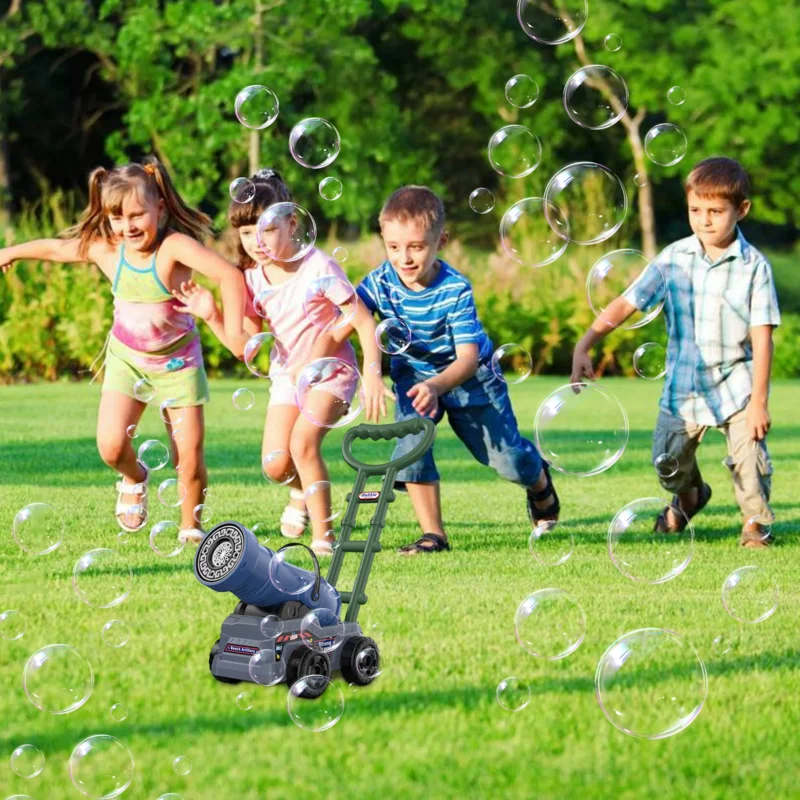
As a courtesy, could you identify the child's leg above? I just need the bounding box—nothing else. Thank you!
[165,405,207,531]
[721,408,775,544]
[404,481,446,537]
[96,390,148,526]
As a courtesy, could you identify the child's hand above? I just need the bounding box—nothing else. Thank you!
[363,372,395,422]
[407,380,439,418]
[570,345,596,386]
[746,398,771,441]
[172,281,218,322]
[0,250,14,274]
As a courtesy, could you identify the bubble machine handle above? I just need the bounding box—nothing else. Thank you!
[341,419,437,475]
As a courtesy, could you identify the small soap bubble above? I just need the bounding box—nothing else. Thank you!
[634,173,648,188]
[500,197,568,268]
[301,608,346,654]
[491,343,532,384]
[68,734,135,799]
[133,378,155,402]
[261,450,297,486]
[332,246,348,263]
[564,65,629,130]
[248,646,285,686]
[234,85,279,130]
[517,0,587,44]
[711,632,738,656]
[257,202,317,262]
[604,33,622,51]
[110,702,128,722]
[126,424,140,439]
[469,188,495,214]
[158,478,186,508]
[12,502,64,556]
[645,123,688,166]
[173,755,192,776]
[172,428,184,446]
[303,275,358,332]
[253,287,280,319]
[514,589,586,660]
[244,331,287,379]
[667,86,686,106]
[529,520,574,567]
[159,398,186,425]
[150,520,185,558]
[654,453,679,479]
[138,439,169,471]
[287,676,344,731]
[232,388,255,410]
[193,504,213,526]
[296,358,363,429]
[236,691,254,710]
[488,125,542,178]
[304,480,346,524]
[0,609,26,640]
[230,177,256,203]
[73,549,133,609]
[633,342,667,380]
[10,743,45,778]
[23,644,94,714]
[260,614,284,638]
[376,318,413,355]
[505,74,539,108]
[101,620,131,649]
[319,177,343,201]
[722,566,779,624]
[289,117,341,169]
[496,677,531,712]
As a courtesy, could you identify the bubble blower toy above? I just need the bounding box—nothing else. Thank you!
[195,418,436,697]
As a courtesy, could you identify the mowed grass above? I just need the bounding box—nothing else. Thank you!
[1,376,799,800]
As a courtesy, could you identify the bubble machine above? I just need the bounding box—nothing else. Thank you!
[195,419,437,697]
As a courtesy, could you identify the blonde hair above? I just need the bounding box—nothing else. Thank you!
[379,185,446,237]
[63,157,212,257]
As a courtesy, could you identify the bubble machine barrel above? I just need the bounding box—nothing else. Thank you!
[194,521,341,616]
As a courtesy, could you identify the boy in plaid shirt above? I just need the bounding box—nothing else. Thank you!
[571,157,781,547]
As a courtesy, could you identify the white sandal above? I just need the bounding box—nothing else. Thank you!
[179,528,205,545]
[116,467,149,532]
[310,535,336,557]
[280,489,310,539]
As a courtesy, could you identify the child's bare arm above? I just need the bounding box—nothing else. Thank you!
[0,238,109,272]
[408,344,479,418]
[746,325,774,441]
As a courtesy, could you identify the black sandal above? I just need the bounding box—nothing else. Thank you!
[654,482,712,533]
[526,463,560,524]
[397,533,451,555]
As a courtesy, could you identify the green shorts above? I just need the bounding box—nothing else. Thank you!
[102,332,210,407]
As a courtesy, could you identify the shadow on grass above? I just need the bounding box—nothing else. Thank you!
[4,646,798,754]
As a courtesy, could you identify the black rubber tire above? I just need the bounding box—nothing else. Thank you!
[285,647,331,698]
[340,636,380,686]
[209,639,241,684]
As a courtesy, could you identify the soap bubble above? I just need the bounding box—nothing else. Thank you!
[110,702,128,722]
[260,614,284,638]
[244,332,287,380]
[488,125,542,178]
[261,450,297,486]
[268,548,316,596]
[0,609,25,640]
[158,478,186,508]
[634,173,647,188]
[12,502,64,556]
[563,66,629,130]
[534,383,629,477]
[654,453,679,479]
[301,608,346,654]
[711,632,739,656]
[722,566,779,624]
[500,197,569,268]
[173,756,192,776]
[73,549,132,608]
[319,177,343,201]
[645,123,688,167]
[126,424,139,439]
[302,275,358,332]
[149,520,184,558]
[745,514,772,541]
[253,287,280,320]
[137,439,169,471]
[159,398,185,425]
[469,188,495,214]
[608,498,694,584]
[133,378,155,402]
[287,676,344,730]
[193,504,213,526]
[229,177,256,204]
[587,249,665,329]
[544,162,628,245]
[376,318,413,355]
[505,74,539,108]
[667,86,686,106]
[257,202,317,262]
[496,677,531,712]
[171,429,184,446]
[289,117,341,169]
[10,744,44,778]
[248,646,286,686]
[491,343,532,384]
[234,84,279,130]
[23,644,94,714]
[101,620,131,649]
[296,358,363,429]
[332,246,348,263]
[595,628,708,739]
[517,0,587,45]
[231,387,255,411]
[68,734,134,799]
[514,588,586,660]
[528,520,574,567]
[633,342,667,380]
[251,522,270,541]
[604,33,622,51]
[236,692,254,711]
[304,480,346,524]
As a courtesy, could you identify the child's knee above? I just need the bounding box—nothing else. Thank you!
[97,437,127,469]
[262,449,296,482]
[288,432,320,464]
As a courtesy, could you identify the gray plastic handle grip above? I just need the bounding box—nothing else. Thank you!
[341,419,437,475]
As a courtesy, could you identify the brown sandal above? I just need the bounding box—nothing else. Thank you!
[397,533,451,555]
[654,483,712,533]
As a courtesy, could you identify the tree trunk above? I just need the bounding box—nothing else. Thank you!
[248,0,264,176]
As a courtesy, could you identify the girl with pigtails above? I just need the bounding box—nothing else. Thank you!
[0,157,249,544]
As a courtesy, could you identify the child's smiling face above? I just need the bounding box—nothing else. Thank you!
[107,189,164,252]
[238,215,298,266]
[687,190,751,253]
[381,216,448,290]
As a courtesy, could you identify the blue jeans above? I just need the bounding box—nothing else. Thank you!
[390,362,543,486]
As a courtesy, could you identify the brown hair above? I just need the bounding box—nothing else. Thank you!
[227,169,293,270]
[63,157,213,257]
[685,157,751,208]
[379,185,446,237]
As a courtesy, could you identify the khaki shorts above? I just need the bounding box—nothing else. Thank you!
[652,407,774,522]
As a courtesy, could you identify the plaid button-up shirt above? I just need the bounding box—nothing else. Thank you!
[625,228,781,426]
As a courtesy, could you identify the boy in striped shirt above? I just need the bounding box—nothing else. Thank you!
[354,186,559,554]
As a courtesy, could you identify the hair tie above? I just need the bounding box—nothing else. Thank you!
[254,168,276,180]
[143,163,157,176]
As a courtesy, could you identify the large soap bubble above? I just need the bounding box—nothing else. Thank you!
[10,743,45,778]
[500,197,569,268]
[563,65,629,130]
[303,275,359,333]
[257,202,317,262]
[73,549,133,609]
[505,74,539,108]
[234,85,279,130]
[534,383,629,477]
[23,644,94,714]
[645,123,688,167]
[595,628,708,739]
[608,498,694,584]
[12,503,64,556]
[69,734,135,799]
[721,566,779,624]
[517,0,588,45]
[514,588,586,660]
[295,358,363,429]
[287,676,344,730]
[289,118,341,170]
[544,162,628,245]
[488,125,542,178]
[244,332,288,379]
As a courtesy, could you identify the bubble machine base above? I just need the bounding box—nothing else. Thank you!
[194,419,437,697]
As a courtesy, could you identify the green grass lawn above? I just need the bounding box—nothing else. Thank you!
[1,377,799,800]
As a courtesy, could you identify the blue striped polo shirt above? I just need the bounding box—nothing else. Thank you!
[356,259,495,386]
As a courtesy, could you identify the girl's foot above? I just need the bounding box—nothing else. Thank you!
[281,489,310,538]
[310,532,336,557]
[116,467,149,532]
[179,528,205,545]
